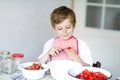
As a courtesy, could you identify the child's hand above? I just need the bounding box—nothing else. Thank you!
[48,47,61,56]
[65,47,78,61]
[65,47,90,66]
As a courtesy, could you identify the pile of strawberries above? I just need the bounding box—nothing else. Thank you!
[25,63,43,70]
[76,69,108,80]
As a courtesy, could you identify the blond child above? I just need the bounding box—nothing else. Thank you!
[38,6,93,66]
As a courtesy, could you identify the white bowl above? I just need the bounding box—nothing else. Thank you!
[47,60,82,80]
[68,66,112,79]
[18,62,49,80]
[47,60,82,72]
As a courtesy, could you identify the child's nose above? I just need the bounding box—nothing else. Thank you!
[63,29,67,34]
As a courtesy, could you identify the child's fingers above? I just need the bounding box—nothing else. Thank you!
[50,48,62,56]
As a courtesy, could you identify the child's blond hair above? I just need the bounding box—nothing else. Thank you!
[50,6,76,28]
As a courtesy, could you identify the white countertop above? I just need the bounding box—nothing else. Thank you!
[0,60,82,80]
[0,70,25,80]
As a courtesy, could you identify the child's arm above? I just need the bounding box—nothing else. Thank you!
[65,48,90,66]
[38,47,61,63]
[38,53,49,63]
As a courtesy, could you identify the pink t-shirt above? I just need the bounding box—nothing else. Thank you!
[50,36,78,61]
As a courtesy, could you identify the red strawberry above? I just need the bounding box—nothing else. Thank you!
[66,47,72,50]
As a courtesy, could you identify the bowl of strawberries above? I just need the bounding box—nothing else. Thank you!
[68,66,111,80]
[18,62,49,79]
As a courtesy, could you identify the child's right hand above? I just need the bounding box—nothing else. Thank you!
[47,47,61,56]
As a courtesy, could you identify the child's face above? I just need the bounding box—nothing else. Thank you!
[54,18,74,40]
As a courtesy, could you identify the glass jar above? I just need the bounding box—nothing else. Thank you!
[12,53,24,71]
[2,56,14,74]
[1,51,10,59]
[0,51,11,73]
[0,56,3,72]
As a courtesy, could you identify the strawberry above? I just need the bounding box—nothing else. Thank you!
[25,63,42,70]
[34,64,40,70]
[66,47,72,50]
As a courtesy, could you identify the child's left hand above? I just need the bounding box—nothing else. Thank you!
[65,47,79,61]
[65,47,90,66]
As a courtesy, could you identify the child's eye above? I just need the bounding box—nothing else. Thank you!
[55,27,62,30]
[66,26,71,29]
[57,28,62,30]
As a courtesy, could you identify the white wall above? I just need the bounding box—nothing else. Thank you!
[0,0,71,61]
[74,0,120,80]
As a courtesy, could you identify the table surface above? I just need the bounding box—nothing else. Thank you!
[0,70,26,80]
[0,62,81,80]
[0,69,79,80]
[0,60,81,80]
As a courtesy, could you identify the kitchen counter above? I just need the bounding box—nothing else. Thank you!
[0,70,25,80]
[0,67,78,80]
